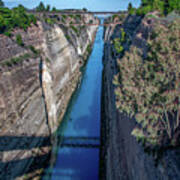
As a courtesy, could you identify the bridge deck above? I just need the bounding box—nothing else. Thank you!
[28,10,127,15]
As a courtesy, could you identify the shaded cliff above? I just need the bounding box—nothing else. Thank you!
[101,13,180,180]
[0,14,98,179]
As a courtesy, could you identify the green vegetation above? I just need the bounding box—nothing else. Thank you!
[62,15,67,19]
[0,0,4,7]
[70,25,79,35]
[36,2,45,11]
[45,58,50,63]
[52,7,57,12]
[2,53,31,66]
[28,45,40,55]
[113,38,123,53]
[128,2,136,15]
[69,14,74,18]
[45,17,55,25]
[36,2,51,12]
[0,5,37,35]
[112,14,119,20]
[75,14,81,20]
[89,19,93,24]
[113,20,180,148]
[83,8,87,12]
[141,0,179,15]
[128,0,180,16]
[1,46,40,67]
[65,34,70,41]
[16,34,24,46]
[46,5,50,11]
[113,28,126,54]
[86,44,92,54]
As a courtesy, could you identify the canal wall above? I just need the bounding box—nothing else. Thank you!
[0,14,98,179]
[101,13,180,180]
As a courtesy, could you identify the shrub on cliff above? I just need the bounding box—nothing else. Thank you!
[70,25,79,36]
[113,19,180,148]
[0,5,37,35]
[16,34,24,46]
[113,28,126,54]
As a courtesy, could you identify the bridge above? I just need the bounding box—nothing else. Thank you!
[27,10,124,26]
[26,10,126,26]
[51,22,122,27]
[28,10,127,15]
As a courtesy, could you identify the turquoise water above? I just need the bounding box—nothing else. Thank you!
[49,24,104,180]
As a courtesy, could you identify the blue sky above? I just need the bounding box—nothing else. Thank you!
[4,0,141,11]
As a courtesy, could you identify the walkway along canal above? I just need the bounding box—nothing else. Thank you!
[45,20,104,180]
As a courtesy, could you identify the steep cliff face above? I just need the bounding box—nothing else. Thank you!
[0,15,98,179]
[102,13,180,180]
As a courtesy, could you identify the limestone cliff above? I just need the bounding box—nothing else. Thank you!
[101,13,180,180]
[0,14,98,179]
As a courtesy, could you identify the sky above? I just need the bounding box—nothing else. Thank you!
[4,0,141,11]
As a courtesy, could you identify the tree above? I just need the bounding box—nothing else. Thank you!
[0,6,37,35]
[46,4,50,11]
[52,7,57,12]
[128,2,132,11]
[83,8,87,11]
[36,2,45,11]
[167,0,180,14]
[114,19,180,147]
[138,0,180,15]
[127,2,136,15]
[0,0,4,7]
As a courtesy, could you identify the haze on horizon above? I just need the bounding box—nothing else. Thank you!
[4,0,141,11]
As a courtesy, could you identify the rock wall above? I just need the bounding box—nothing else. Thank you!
[101,14,180,180]
[0,15,98,179]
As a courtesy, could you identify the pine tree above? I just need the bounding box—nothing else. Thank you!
[36,2,45,11]
[0,0,4,7]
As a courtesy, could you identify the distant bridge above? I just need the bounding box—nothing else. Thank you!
[54,22,122,27]
[27,10,125,26]
[28,10,127,15]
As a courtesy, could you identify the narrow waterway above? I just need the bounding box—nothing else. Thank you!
[49,22,104,180]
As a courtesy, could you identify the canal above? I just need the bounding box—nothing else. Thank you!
[46,20,104,180]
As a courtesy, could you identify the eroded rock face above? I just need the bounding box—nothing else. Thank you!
[0,15,98,179]
[101,14,180,180]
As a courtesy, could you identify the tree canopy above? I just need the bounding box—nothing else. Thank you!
[0,5,37,35]
[36,2,46,11]
[137,0,180,15]
[36,2,51,12]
